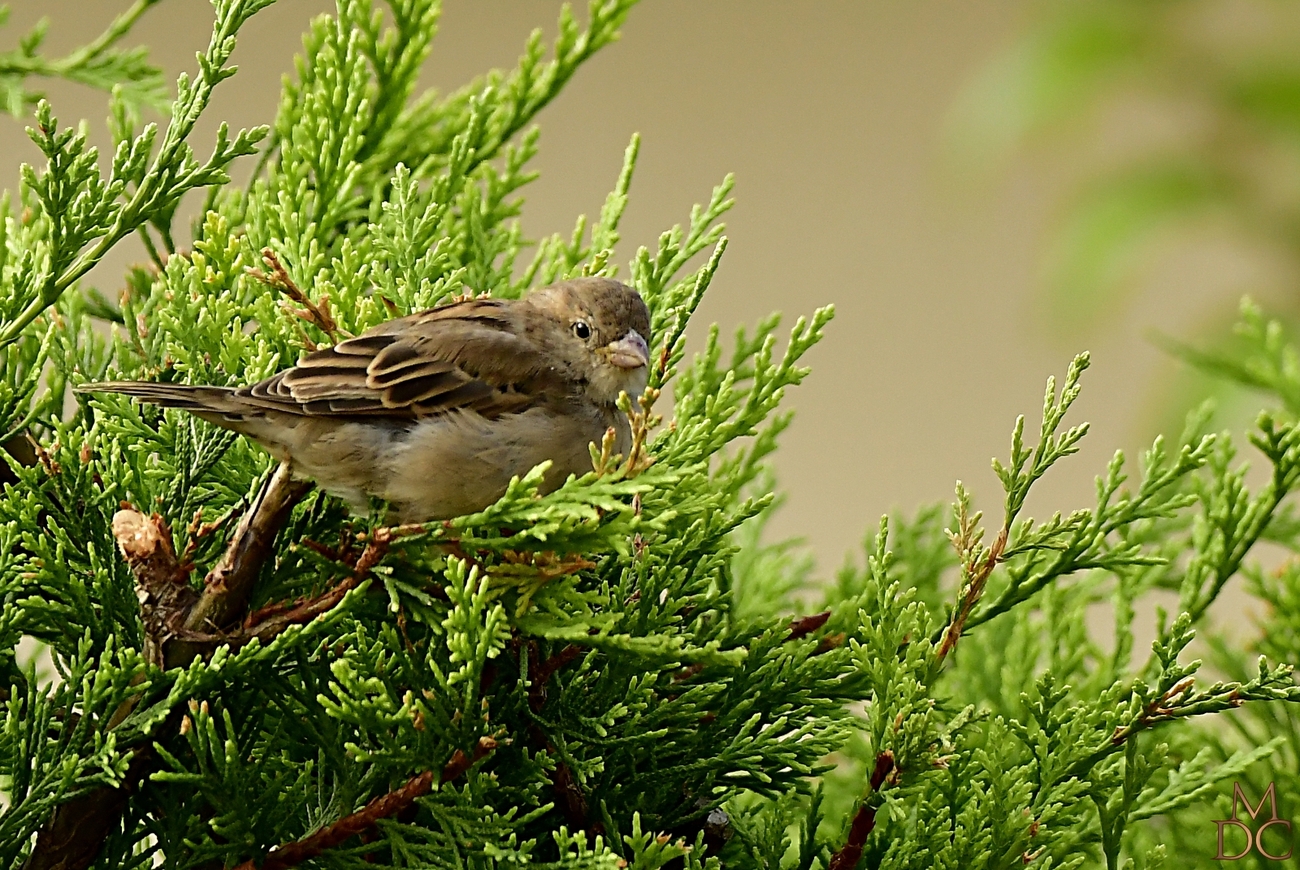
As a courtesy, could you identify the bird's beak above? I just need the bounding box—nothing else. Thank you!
[606,329,650,369]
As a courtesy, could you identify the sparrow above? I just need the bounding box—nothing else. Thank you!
[78,277,652,522]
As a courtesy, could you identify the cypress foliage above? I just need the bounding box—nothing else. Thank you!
[0,3,1298,868]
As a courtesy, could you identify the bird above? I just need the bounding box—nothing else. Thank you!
[78,277,652,522]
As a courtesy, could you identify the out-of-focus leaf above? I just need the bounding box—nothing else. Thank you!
[947,4,1154,172]
[1045,162,1232,331]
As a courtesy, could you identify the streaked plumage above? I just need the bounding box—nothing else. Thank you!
[78,277,652,521]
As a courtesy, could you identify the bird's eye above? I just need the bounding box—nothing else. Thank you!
[571,320,592,340]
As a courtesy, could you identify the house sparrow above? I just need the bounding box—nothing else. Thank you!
[79,277,652,522]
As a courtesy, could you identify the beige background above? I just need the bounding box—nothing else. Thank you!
[0,1,1256,589]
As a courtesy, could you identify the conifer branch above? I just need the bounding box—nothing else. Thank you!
[22,509,197,870]
[520,639,596,835]
[225,525,401,644]
[786,610,831,641]
[529,643,585,710]
[828,751,896,870]
[23,466,308,868]
[440,735,499,783]
[177,461,310,650]
[0,0,168,117]
[234,737,498,870]
[19,749,156,870]
[111,508,196,666]
[14,2,1300,866]
[935,499,1007,666]
[0,0,272,350]
[247,247,344,343]
[164,522,429,660]
[551,757,593,833]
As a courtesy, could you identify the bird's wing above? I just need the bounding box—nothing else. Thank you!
[237,300,561,418]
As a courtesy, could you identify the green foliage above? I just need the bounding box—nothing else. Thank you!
[0,0,272,350]
[0,1,169,119]
[944,0,1300,446]
[0,2,1297,869]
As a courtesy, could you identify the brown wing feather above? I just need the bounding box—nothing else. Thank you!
[232,299,562,419]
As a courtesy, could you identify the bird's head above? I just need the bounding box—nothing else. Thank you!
[525,277,652,405]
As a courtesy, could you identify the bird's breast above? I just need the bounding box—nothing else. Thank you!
[377,403,627,522]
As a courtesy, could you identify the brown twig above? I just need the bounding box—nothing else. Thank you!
[673,662,706,684]
[935,525,1007,666]
[786,610,832,642]
[828,751,897,870]
[111,509,197,667]
[298,534,359,565]
[20,748,157,870]
[29,433,60,476]
[25,467,310,870]
[234,738,497,870]
[232,529,394,643]
[178,503,238,570]
[528,644,585,711]
[621,386,661,477]
[515,639,595,833]
[440,735,498,783]
[183,522,433,659]
[247,248,344,343]
[432,532,490,577]
[241,771,435,870]
[551,758,591,831]
[23,510,193,870]
[1109,676,1197,746]
[172,462,310,665]
[170,522,416,657]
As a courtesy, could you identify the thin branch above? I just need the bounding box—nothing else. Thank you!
[235,737,497,870]
[247,248,344,343]
[200,528,395,648]
[19,749,157,870]
[171,461,309,664]
[518,639,594,834]
[528,643,585,711]
[0,0,161,85]
[786,610,831,642]
[440,735,498,783]
[172,523,433,656]
[137,224,166,270]
[23,508,198,870]
[0,3,269,351]
[935,525,1007,667]
[550,756,591,833]
[110,508,196,666]
[48,0,161,74]
[178,503,238,568]
[828,751,897,870]
[25,467,309,868]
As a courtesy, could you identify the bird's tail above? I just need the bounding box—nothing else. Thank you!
[75,381,245,415]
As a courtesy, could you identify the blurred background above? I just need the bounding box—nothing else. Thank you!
[1,0,1290,583]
